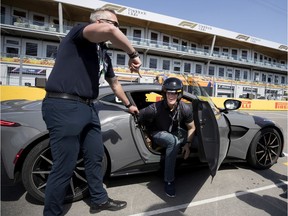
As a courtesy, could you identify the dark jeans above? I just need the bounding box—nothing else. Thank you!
[151,129,187,182]
[42,98,108,216]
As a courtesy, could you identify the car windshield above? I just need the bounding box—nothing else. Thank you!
[185,79,219,114]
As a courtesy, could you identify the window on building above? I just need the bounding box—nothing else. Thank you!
[162,60,170,70]
[119,28,127,35]
[243,70,249,80]
[261,73,266,82]
[182,41,187,46]
[116,53,126,65]
[222,48,229,56]
[163,35,170,46]
[184,62,191,73]
[267,75,273,83]
[173,61,181,72]
[6,39,20,45]
[254,72,260,81]
[5,38,20,57]
[204,46,209,54]
[191,43,197,50]
[6,47,19,56]
[226,68,233,79]
[133,29,141,42]
[231,49,238,59]
[150,32,158,44]
[218,67,225,77]
[254,53,258,62]
[51,18,59,25]
[25,42,38,56]
[235,69,241,80]
[172,38,179,50]
[208,66,215,76]
[241,50,248,59]
[182,41,188,51]
[1,6,6,24]
[281,76,286,84]
[13,9,27,23]
[195,64,202,74]
[274,75,279,84]
[46,44,58,58]
[33,14,45,26]
[259,55,263,62]
[213,47,220,55]
[149,58,157,69]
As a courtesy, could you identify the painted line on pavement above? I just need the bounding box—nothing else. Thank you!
[129,181,288,216]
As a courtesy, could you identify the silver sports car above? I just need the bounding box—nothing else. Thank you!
[1,81,284,203]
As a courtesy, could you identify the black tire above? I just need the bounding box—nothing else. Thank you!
[22,139,108,203]
[247,128,282,169]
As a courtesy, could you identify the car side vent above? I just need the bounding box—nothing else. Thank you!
[230,126,249,139]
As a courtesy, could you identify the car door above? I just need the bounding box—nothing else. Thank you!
[193,99,230,178]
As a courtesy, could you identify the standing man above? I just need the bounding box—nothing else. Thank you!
[42,8,141,215]
[138,77,195,197]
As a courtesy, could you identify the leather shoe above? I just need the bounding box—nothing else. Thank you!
[90,198,127,213]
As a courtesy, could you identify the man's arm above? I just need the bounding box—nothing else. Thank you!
[106,76,139,114]
[182,120,196,159]
[83,23,141,73]
[186,120,196,144]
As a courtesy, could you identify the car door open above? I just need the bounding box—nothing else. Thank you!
[193,99,230,178]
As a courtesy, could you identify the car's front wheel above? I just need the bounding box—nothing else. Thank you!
[247,128,282,169]
[22,139,108,203]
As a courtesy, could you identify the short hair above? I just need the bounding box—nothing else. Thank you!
[90,8,116,22]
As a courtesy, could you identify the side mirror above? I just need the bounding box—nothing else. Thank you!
[224,99,242,110]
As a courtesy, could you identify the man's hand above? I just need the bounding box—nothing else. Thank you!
[182,143,191,160]
[128,105,139,115]
[128,57,142,77]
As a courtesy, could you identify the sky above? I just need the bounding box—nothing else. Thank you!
[103,0,287,45]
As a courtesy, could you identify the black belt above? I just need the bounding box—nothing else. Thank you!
[45,92,95,104]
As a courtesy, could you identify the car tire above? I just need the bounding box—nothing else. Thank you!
[247,128,282,169]
[22,139,108,203]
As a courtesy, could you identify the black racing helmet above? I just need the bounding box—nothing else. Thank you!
[162,77,183,100]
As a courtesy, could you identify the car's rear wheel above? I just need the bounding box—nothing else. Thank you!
[22,139,108,203]
[247,128,282,169]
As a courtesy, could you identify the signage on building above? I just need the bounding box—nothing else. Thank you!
[243,87,257,92]
[9,67,46,75]
[265,89,278,94]
[217,85,234,90]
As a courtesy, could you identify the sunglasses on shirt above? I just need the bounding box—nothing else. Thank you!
[99,19,119,28]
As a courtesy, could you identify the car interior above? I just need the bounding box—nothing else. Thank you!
[130,90,198,156]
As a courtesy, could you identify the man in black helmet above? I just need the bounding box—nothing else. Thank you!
[138,77,196,197]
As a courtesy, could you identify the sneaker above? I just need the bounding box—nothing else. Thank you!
[165,181,176,197]
[90,198,127,213]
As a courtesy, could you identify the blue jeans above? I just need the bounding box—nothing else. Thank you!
[42,98,108,216]
[151,129,187,182]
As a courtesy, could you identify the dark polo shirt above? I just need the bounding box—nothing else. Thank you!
[139,100,193,133]
[45,23,115,99]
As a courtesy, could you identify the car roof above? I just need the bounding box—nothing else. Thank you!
[99,83,163,95]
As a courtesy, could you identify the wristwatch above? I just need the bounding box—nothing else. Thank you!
[125,103,133,108]
[128,51,140,59]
